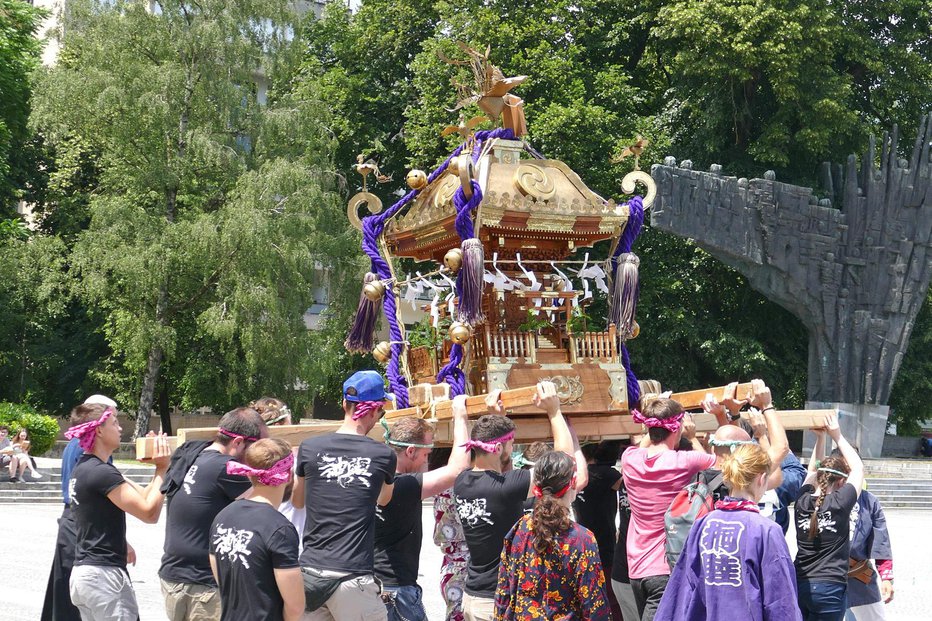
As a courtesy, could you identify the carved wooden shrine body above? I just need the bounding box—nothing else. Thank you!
[384,138,634,416]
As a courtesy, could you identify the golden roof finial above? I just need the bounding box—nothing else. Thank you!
[612,136,649,171]
[438,43,527,136]
[440,113,490,141]
[355,154,392,191]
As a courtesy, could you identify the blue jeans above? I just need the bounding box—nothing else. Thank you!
[798,580,848,621]
[382,584,427,621]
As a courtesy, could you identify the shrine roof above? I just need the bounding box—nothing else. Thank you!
[384,139,630,261]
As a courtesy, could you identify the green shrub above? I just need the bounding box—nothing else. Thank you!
[0,402,61,456]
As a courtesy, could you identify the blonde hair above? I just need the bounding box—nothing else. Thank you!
[720,443,771,493]
[243,438,292,470]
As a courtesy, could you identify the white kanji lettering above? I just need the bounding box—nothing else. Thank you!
[797,510,838,535]
[212,523,254,568]
[317,455,373,488]
[455,497,494,527]
[183,465,199,495]
[849,502,860,541]
[699,518,744,587]
[68,478,78,505]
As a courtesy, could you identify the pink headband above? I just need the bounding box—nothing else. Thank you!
[352,400,384,421]
[462,430,516,453]
[632,409,685,432]
[65,408,114,452]
[226,452,294,486]
[219,428,260,442]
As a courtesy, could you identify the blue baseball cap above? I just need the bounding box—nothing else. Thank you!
[343,370,393,403]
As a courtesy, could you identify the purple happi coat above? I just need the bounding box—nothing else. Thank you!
[655,507,802,621]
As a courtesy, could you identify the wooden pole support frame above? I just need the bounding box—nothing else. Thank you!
[666,383,755,411]
[383,385,539,422]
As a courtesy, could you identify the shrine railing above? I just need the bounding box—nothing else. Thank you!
[484,327,536,362]
[569,324,618,363]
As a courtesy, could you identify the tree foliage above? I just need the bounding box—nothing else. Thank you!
[29,0,353,434]
[0,0,44,213]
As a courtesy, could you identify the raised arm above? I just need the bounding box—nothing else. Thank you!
[422,395,472,498]
[567,418,589,491]
[825,413,863,496]
[804,423,827,487]
[108,435,170,524]
[749,379,789,474]
[701,381,748,427]
[681,414,706,453]
[536,382,572,456]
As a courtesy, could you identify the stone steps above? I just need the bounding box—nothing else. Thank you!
[0,466,156,504]
[865,477,932,509]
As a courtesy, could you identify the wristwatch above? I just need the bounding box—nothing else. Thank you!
[729,412,741,421]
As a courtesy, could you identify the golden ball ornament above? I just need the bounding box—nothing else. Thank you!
[363,279,386,302]
[448,322,472,345]
[373,341,392,363]
[406,169,428,190]
[443,248,464,272]
[630,321,640,339]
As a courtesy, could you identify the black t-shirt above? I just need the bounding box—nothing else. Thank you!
[572,463,621,569]
[611,480,632,583]
[453,468,531,598]
[70,454,128,568]
[374,472,423,587]
[296,433,396,572]
[794,482,858,583]
[160,449,252,585]
[210,500,300,621]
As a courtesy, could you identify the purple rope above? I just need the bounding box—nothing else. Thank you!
[436,128,515,396]
[360,128,514,406]
[610,195,645,406]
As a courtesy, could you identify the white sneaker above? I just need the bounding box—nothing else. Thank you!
[30,471,42,479]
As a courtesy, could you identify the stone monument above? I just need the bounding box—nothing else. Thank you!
[650,114,932,457]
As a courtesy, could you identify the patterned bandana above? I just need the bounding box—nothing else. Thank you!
[715,496,761,513]
[352,400,385,421]
[218,428,260,443]
[64,408,114,452]
[462,430,515,453]
[226,452,294,487]
[631,409,685,432]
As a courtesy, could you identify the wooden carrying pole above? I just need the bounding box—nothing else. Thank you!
[136,408,836,459]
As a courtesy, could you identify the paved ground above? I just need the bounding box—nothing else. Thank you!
[0,502,927,620]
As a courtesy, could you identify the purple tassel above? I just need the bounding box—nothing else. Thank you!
[609,195,645,407]
[457,238,485,325]
[609,253,639,338]
[344,272,381,353]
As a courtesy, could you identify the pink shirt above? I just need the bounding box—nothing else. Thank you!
[621,445,715,579]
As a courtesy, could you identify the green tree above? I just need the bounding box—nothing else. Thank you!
[0,0,44,214]
[31,0,352,436]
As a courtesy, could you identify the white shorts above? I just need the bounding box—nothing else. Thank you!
[69,564,139,621]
